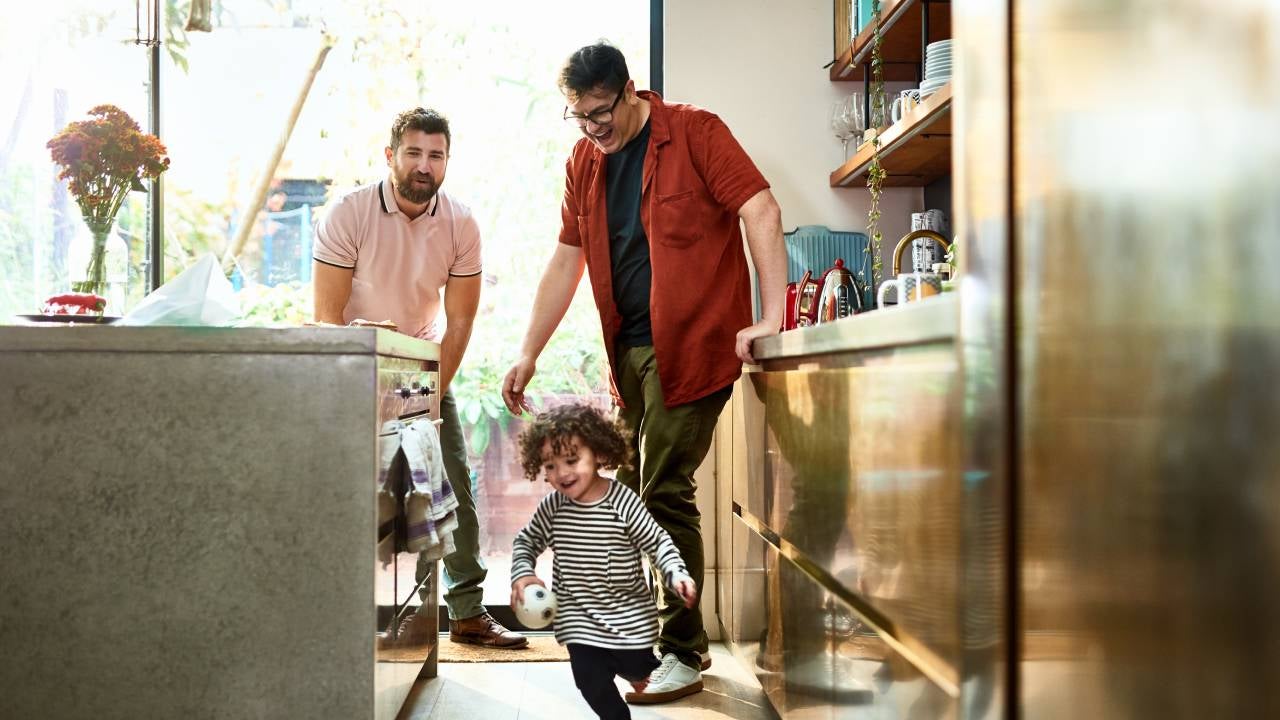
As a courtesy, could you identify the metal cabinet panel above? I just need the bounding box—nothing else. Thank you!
[730,513,957,719]
[951,0,1013,717]
[1013,3,1280,718]
[753,343,962,671]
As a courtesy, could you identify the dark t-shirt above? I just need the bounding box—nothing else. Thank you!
[605,120,653,347]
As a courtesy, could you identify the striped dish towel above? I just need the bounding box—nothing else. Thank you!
[376,418,459,561]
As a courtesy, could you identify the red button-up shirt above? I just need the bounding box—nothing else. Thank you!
[558,91,770,408]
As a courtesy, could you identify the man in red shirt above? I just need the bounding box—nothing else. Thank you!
[501,42,786,704]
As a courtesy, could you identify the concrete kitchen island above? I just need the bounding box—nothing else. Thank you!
[0,326,440,720]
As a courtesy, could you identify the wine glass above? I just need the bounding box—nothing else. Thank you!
[846,92,866,148]
[832,98,857,161]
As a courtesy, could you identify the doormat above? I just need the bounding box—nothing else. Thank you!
[441,634,568,663]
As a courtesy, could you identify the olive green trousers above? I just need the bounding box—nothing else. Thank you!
[614,345,732,670]
[417,389,486,620]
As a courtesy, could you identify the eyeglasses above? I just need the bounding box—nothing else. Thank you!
[563,88,625,128]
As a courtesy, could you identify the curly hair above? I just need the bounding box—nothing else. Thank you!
[518,403,632,482]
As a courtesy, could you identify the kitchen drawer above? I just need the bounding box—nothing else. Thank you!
[377,356,438,424]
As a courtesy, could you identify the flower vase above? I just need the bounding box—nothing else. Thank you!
[72,219,113,307]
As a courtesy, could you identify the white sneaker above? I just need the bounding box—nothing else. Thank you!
[624,652,704,704]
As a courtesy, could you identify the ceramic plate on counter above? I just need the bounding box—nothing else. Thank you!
[15,314,122,324]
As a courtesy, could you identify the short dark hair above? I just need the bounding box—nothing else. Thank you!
[517,403,632,482]
[558,41,630,101]
[390,107,451,152]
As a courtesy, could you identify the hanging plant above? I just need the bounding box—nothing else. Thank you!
[865,0,887,295]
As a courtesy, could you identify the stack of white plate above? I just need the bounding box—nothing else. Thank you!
[919,39,952,98]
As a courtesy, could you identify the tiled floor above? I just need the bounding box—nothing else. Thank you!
[397,642,779,719]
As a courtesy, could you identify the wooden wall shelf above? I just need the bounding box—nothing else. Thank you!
[831,0,952,82]
[830,82,951,188]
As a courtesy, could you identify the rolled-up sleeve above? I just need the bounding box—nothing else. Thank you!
[557,152,584,248]
[692,112,770,215]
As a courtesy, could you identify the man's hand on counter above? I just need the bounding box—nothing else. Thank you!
[735,319,781,364]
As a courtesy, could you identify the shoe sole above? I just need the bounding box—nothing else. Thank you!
[448,633,530,649]
[624,680,704,705]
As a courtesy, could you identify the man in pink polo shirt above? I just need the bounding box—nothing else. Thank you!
[313,107,527,649]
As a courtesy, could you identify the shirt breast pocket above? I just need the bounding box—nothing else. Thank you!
[607,550,646,596]
[653,190,703,248]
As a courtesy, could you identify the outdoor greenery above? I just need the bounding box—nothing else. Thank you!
[2,1,631,464]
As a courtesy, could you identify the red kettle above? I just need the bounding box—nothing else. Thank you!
[816,258,863,322]
[786,270,823,330]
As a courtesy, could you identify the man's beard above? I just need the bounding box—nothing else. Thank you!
[393,171,438,205]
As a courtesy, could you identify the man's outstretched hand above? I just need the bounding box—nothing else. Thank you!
[501,358,537,415]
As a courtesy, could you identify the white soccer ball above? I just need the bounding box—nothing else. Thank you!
[514,584,557,629]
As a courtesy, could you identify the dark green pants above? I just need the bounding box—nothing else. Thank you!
[417,389,486,620]
[614,345,732,670]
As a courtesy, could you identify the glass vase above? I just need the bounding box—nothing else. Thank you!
[72,218,113,307]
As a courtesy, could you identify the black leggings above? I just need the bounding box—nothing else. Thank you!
[566,643,660,720]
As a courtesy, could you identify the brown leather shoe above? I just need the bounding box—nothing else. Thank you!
[393,610,437,646]
[375,610,437,651]
[449,612,529,648]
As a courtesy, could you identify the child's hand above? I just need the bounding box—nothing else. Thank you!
[511,576,546,607]
[674,577,698,609]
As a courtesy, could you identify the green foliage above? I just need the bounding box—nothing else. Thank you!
[164,0,192,73]
[452,280,608,456]
[866,0,887,291]
[238,280,311,326]
[163,188,236,277]
[1,2,633,465]
[0,164,49,317]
